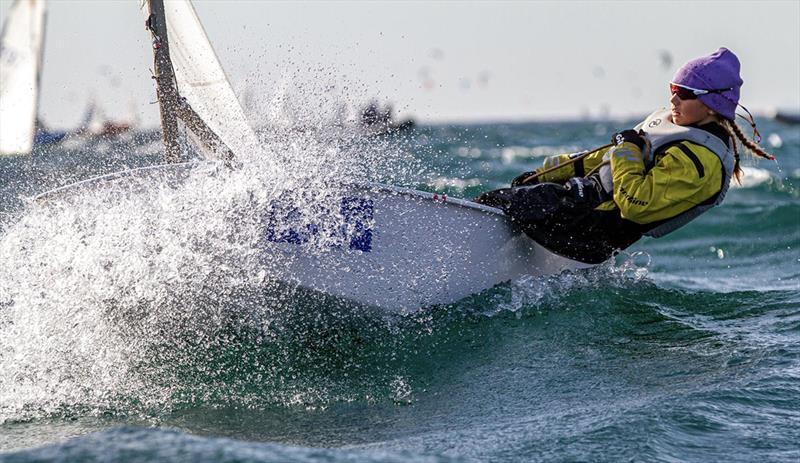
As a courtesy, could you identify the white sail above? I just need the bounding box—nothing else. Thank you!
[144,0,259,157]
[0,0,46,156]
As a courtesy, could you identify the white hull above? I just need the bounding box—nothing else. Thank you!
[261,183,587,310]
[35,164,589,311]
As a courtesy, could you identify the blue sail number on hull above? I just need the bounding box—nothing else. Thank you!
[262,196,374,252]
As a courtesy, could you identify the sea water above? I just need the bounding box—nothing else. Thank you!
[0,118,798,462]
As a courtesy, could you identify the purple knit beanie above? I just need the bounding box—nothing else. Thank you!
[672,47,743,121]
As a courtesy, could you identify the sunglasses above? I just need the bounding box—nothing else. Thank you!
[670,83,732,100]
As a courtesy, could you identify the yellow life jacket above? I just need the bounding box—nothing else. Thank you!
[636,109,734,237]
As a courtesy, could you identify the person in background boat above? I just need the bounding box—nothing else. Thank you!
[475,47,774,264]
[359,100,416,136]
[34,119,69,147]
[361,100,383,127]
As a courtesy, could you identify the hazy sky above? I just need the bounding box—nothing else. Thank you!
[2,0,799,128]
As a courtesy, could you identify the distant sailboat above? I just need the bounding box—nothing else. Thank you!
[76,100,136,139]
[0,0,47,156]
[771,110,800,125]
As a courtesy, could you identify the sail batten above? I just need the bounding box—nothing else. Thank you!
[0,0,47,156]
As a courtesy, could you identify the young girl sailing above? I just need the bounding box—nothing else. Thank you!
[476,47,774,264]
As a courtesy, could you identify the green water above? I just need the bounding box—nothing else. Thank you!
[1,119,798,462]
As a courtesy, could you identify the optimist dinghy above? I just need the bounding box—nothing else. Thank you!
[34,0,589,311]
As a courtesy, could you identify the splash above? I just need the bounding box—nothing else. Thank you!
[0,91,422,423]
[733,166,773,189]
[486,252,652,316]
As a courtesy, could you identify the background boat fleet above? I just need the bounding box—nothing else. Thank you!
[0,0,414,158]
[0,0,793,159]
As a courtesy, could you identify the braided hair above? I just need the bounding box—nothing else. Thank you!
[720,119,774,184]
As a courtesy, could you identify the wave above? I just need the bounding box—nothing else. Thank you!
[732,166,774,189]
[1,182,794,427]
[1,239,793,426]
[0,427,457,463]
[729,166,798,197]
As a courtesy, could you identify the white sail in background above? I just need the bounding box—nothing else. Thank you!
[0,0,46,156]
[144,0,259,157]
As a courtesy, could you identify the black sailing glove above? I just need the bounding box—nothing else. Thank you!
[511,170,540,187]
[611,129,646,151]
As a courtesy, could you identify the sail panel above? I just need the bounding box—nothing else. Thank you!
[160,0,260,158]
[0,0,46,156]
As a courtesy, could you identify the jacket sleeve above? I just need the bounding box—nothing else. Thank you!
[610,141,723,224]
[533,147,611,184]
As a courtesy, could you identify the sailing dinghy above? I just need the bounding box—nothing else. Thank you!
[0,0,47,156]
[34,0,588,311]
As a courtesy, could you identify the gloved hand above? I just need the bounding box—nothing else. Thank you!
[564,176,610,207]
[511,170,541,187]
[478,183,571,224]
[473,188,513,208]
[611,129,646,150]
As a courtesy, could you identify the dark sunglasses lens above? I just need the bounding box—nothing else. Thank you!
[670,84,697,100]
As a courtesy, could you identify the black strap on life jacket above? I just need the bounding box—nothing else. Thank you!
[675,142,705,178]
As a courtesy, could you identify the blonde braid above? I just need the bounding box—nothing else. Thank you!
[720,119,774,184]
[720,120,743,183]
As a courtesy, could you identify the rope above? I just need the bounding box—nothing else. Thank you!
[519,142,613,184]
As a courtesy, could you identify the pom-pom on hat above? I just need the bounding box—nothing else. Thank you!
[672,47,743,121]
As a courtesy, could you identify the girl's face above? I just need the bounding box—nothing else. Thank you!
[670,92,717,126]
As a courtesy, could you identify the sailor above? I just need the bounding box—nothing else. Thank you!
[475,48,774,264]
[361,100,381,127]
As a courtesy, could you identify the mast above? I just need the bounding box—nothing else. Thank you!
[145,0,234,163]
[145,0,182,163]
[34,0,47,135]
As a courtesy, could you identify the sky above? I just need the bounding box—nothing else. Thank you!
[2,0,799,128]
